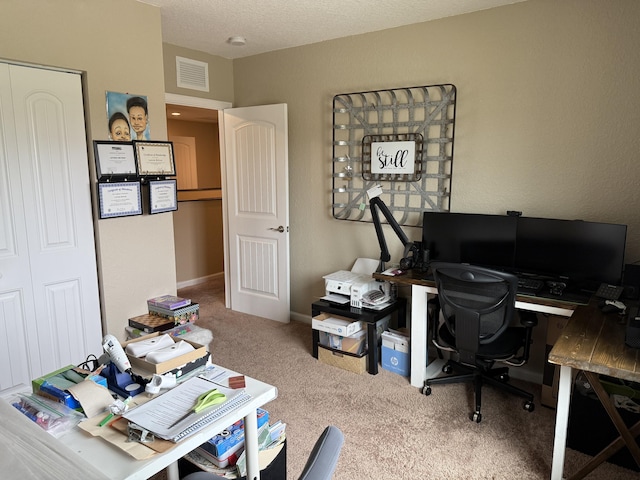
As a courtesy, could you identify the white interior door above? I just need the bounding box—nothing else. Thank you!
[0,63,102,391]
[220,104,290,322]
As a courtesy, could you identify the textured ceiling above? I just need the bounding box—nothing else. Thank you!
[140,0,527,59]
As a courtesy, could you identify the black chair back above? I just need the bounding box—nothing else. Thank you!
[431,262,518,365]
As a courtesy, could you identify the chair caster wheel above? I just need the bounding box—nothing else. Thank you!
[442,364,453,374]
[471,411,482,423]
[423,385,432,396]
[523,401,535,412]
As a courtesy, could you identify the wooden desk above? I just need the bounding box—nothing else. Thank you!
[1,366,277,480]
[374,270,578,388]
[548,300,640,480]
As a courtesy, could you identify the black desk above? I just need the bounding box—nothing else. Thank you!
[311,298,407,375]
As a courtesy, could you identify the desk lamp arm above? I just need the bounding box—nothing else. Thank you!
[369,196,412,273]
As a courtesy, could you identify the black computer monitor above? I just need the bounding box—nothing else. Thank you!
[514,217,627,289]
[422,212,518,270]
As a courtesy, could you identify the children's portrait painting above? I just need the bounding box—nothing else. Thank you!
[106,91,150,141]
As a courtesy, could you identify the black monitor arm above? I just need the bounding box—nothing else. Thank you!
[369,196,415,273]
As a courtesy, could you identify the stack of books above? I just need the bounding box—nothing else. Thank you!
[128,295,200,334]
[148,295,200,325]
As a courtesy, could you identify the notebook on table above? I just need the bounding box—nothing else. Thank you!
[123,376,252,442]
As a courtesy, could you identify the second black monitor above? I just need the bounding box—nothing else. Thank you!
[515,216,627,288]
[422,211,627,289]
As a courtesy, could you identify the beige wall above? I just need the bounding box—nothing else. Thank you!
[232,0,640,316]
[163,43,234,103]
[0,0,176,342]
[172,200,225,284]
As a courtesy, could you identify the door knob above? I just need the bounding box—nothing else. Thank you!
[269,226,285,233]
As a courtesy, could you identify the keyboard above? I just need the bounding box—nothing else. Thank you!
[517,277,591,305]
[517,277,544,293]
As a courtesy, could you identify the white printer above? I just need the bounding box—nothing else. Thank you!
[322,258,393,308]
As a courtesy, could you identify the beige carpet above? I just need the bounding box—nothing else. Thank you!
[179,276,638,480]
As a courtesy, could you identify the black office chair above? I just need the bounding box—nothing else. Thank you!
[182,425,344,480]
[423,262,538,423]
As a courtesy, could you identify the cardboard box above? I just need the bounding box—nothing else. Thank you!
[123,332,208,374]
[312,313,364,336]
[319,329,366,355]
[541,315,570,408]
[381,330,410,376]
[317,344,366,374]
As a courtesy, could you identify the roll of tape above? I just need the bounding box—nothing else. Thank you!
[158,373,176,389]
[145,382,161,395]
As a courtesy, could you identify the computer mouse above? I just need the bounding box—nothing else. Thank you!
[601,303,620,314]
[600,299,626,314]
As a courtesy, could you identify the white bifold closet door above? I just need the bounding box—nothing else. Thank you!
[0,62,102,392]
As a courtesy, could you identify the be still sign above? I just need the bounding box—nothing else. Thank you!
[371,141,416,175]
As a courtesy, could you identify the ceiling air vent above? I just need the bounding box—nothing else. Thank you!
[176,56,209,92]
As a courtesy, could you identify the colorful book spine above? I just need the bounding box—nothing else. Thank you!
[147,295,191,310]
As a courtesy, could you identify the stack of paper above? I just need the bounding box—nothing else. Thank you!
[123,376,251,442]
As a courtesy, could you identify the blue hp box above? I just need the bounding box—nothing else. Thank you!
[201,408,269,458]
[381,330,410,376]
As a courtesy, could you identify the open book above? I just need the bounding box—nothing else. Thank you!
[123,376,252,442]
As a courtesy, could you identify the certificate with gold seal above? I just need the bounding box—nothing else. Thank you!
[134,141,176,176]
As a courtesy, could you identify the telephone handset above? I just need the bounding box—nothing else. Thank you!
[362,288,390,306]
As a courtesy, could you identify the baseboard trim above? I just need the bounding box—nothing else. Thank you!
[177,272,224,290]
[290,311,311,325]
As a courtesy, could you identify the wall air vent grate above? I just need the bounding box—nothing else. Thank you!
[176,56,209,92]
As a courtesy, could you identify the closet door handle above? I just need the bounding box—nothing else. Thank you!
[269,226,285,233]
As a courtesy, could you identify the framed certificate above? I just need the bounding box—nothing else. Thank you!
[134,141,176,176]
[149,179,178,214]
[93,141,137,179]
[97,181,143,219]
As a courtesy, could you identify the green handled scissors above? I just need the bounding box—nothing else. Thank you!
[168,388,226,428]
